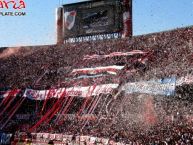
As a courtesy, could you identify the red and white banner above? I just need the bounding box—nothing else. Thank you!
[23,84,118,100]
[64,11,77,30]
[29,133,121,144]
[83,50,148,60]
[71,65,124,76]
[0,89,20,98]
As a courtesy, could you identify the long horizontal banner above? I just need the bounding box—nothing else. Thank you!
[0,76,182,99]
[30,133,109,144]
[66,74,107,81]
[56,114,97,121]
[83,50,148,60]
[71,65,124,75]
[16,132,123,144]
[23,84,119,100]
[122,77,176,96]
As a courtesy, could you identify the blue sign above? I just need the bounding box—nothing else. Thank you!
[0,133,12,144]
[123,77,176,96]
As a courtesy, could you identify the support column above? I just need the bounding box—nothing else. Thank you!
[122,0,132,38]
[56,7,64,45]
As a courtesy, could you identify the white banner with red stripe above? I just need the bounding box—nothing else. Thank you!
[71,65,124,76]
[23,84,118,100]
[83,50,148,60]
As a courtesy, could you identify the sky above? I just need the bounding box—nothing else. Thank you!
[0,0,193,47]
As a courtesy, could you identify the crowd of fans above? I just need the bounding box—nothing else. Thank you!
[0,26,193,89]
[0,26,193,144]
[3,93,193,144]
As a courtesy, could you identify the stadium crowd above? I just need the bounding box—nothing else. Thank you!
[0,26,193,144]
[4,93,193,144]
[0,26,193,89]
